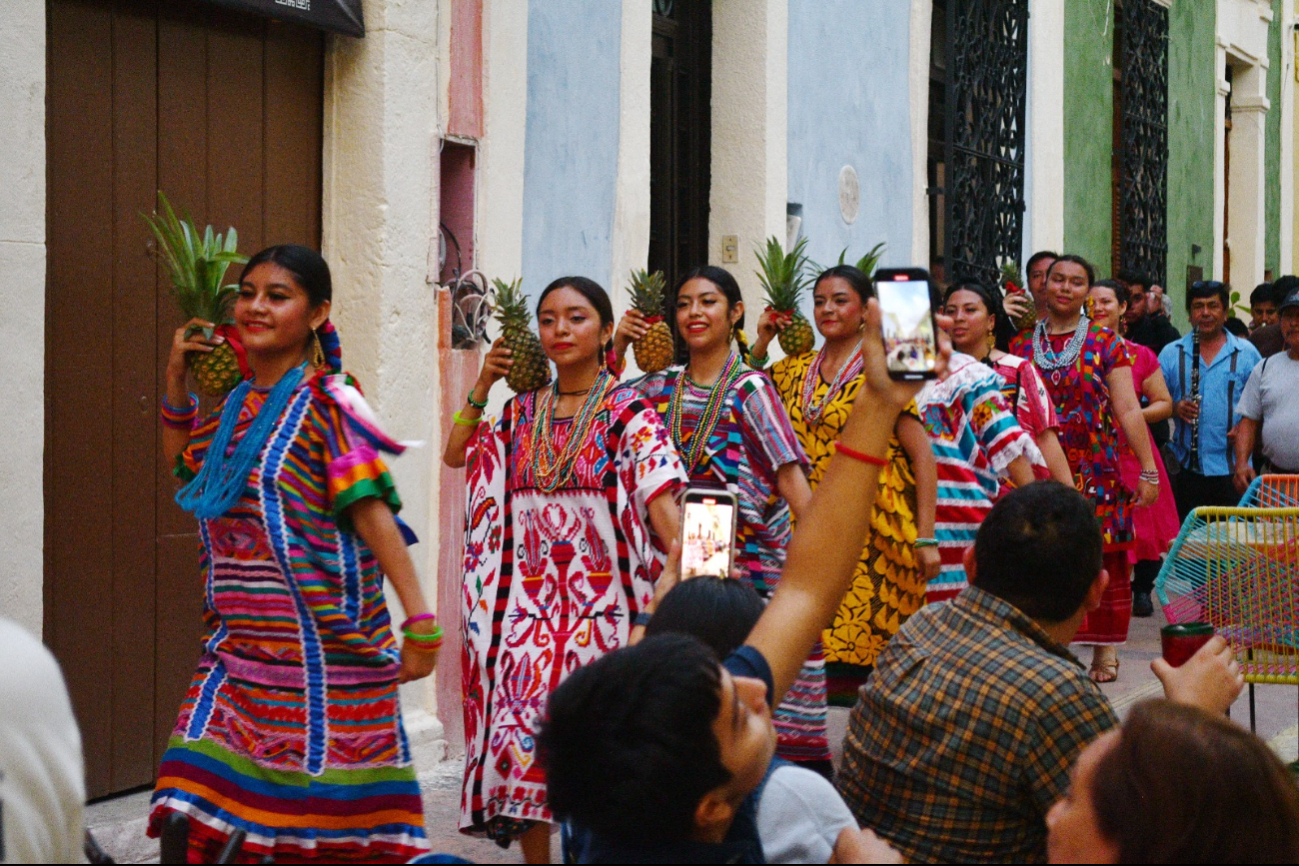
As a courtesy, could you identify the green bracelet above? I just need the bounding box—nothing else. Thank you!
[466,391,489,409]
[914,538,939,549]
[748,351,769,368]
[453,410,482,427]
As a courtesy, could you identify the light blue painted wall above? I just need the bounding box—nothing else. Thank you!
[520,0,622,301]
[787,0,914,312]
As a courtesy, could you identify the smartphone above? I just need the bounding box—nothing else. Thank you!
[875,268,939,380]
[680,488,739,580]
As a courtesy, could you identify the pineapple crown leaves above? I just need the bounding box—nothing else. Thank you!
[626,268,668,318]
[490,277,534,329]
[141,191,246,335]
[825,242,887,277]
[1000,260,1024,290]
[755,235,812,310]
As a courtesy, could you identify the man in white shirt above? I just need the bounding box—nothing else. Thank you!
[1236,287,1299,488]
[0,617,85,864]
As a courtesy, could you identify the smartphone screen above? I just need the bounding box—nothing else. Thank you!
[681,492,738,579]
[877,273,938,379]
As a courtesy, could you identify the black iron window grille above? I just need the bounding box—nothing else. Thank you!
[1117,0,1169,287]
[943,0,1029,290]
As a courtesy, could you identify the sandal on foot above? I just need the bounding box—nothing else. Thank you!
[1089,658,1120,683]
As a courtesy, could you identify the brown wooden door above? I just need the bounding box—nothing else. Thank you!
[45,0,323,798]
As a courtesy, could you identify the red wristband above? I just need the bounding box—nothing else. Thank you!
[834,442,888,467]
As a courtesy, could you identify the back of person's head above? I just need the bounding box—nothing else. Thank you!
[1093,700,1299,863]
[1225,316,1249,337]
[645,577,764,660]
[972,482,1102,623]
[1271,275,1299,306]
[539,633,729,843]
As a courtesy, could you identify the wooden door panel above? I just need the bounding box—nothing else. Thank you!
[47,0,323,797]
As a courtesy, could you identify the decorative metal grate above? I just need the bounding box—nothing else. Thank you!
[944,0,1028,289]
[1118,0,1169,287]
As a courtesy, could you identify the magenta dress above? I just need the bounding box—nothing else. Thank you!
[1119,342,1180,564]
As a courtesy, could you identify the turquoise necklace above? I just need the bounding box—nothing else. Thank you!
[177,363,306,519]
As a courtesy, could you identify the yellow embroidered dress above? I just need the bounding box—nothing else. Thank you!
[771,352,926,692]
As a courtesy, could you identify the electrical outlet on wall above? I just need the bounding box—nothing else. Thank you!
[721,234,739,263]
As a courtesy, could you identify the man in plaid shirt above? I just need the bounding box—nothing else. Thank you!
[837,482,1243,864]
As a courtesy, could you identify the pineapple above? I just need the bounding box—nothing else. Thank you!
[626,268,673,372]
[1001,261,1036,331]
[756,236,815,356]
[491,278,552,393]
[142,192,247,397]
[855,242,886,278]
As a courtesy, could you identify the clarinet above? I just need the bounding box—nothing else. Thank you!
[1189,329,1202,473]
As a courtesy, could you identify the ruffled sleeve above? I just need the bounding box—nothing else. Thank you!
[964,366,1040,474]
[618,401,687,516]
[738,374,808,473]
[317,375,403,523]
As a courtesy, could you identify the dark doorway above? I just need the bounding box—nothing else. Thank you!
[46,0,323,798]
[649,0,711,292]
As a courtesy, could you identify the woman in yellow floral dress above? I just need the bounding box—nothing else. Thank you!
[754,265,939,702]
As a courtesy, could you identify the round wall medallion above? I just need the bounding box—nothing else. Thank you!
[839,165,860,224]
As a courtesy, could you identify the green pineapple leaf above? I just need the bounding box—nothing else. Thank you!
[855,242,886,277]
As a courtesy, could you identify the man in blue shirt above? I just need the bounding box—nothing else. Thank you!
[1159,281,1262,520]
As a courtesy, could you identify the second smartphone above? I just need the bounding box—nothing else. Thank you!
[874,267,939,381]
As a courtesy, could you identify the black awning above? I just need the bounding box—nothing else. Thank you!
[203,0,364,37]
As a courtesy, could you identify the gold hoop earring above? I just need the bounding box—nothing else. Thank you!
[311,328,326,368]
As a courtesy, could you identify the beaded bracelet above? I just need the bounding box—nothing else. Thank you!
[747,351,769,369]
[161,393,199,430]
[453,410,482,428]
[914,538,939,549]
[1139,469,1160,485]
[834,442,888,467]
[466,391,489,410]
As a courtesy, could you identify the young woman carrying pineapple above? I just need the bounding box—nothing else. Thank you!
[763,265,942,703]
[150,245,439,863]
[613,266,839,775]
[443,276,685,862]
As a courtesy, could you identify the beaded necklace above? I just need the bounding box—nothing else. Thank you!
[800,346,863,426]
[528,366,615,494]
[1033,315,1090,372]
[177,363,306,520]
[668,352,745,475]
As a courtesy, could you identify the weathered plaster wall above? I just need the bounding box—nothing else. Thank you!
[476,0,529,286]
[322,2,445,750]
[609,0,652,319]
[1063,0,1114,270]
[787,0,913,298]
[1266,0,1283,274]
[520,0,623,299]
[0,2,46,636]
[1025,0,1066,261]
[711,0,789,318]
[1168,0,1217,326]
[908,0,932,267]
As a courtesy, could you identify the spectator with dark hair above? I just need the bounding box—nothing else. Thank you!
[642,575,765,658]
[1234,285,1299,485]
[1122,271,1180,354]
[1026,250,1058,321]
[1250,276,1298,358]
[1046,699,1299,863]
[1249,283,1278,332]
[540,299,938,864]
[1158,280,1262,520]
[836,482,1244,864]
[1225,316,1249,337]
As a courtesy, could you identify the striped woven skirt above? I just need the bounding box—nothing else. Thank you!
[148,653,428,863]
[773,642,831,766]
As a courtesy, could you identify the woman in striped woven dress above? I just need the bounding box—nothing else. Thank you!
[446,276,685,862]
[619,266,833,776]
[761,265,940,704]
[150,245,438,863]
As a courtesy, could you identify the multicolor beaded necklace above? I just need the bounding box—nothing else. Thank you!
[800,346,863,426]
[528,366,615,493]
[668,352,745,474]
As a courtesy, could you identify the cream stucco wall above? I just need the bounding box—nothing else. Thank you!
[0,2,46,638]
[909,0,933,267]
[322,3,446,751]
[711,0,790,318]
[1025,0,1066,260]
[609,0,653,327]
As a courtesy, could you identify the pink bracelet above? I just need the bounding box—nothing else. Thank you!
[401,613,438,631]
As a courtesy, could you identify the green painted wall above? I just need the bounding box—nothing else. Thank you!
[1063,0,1114,271]
[1166,0,1216,330]
[1266,0,1283,276]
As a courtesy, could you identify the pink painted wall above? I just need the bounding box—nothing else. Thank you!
[435,287,482,752]
[438,143,476,284]
[448,0,483,139]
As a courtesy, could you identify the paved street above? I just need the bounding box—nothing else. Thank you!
[87,602,1299,863]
